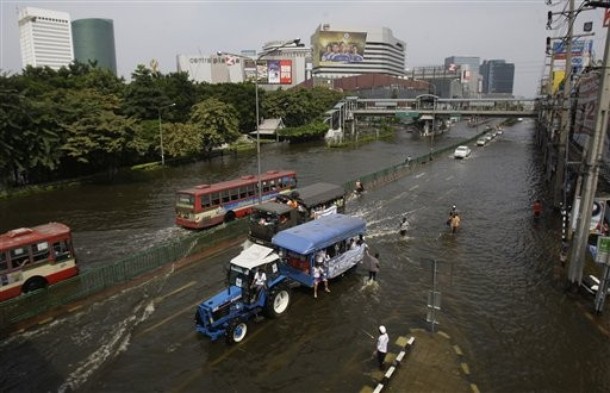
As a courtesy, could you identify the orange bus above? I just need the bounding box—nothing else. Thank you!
[175,170,297,229]
[0,222,79,302]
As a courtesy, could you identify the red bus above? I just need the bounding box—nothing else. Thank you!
[175,169,298,229]
[0,222,79,302]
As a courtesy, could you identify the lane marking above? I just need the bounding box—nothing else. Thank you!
[409,185,419,191]
[461,362,470,375]
[154,281,197,303]
[136,300,200,337]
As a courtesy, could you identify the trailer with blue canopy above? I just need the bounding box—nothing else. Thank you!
[272,214,367,287]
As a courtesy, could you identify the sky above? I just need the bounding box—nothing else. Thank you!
[1,0,609,98]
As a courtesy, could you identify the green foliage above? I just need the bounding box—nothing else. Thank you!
[0,62,341,187]
[62,92,146,177]
[278,121,328,143]
[162,123,203,157]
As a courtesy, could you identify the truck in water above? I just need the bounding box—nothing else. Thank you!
[248,182,346,246]
[194,214,366,344]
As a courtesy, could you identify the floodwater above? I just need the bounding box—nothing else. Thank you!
[2,120,610,393]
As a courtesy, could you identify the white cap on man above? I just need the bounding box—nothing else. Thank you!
[379,325,386,334]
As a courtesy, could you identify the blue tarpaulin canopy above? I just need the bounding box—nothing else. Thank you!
[272,214,366,255]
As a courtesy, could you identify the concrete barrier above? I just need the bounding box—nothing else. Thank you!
[369,335,416,392]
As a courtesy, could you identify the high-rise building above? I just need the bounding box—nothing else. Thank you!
[18,7,74,70]
[444,56,480,97]
[72,18,117,75]
[310,23,405,80]
[480,59,515,95]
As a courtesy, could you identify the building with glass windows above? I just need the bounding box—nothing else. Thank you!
[18,7,74,70]
[72,18,117,75]
[480,59,515,96]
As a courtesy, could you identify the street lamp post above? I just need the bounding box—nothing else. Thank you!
[218,38,300,204]
[158,103,176,165]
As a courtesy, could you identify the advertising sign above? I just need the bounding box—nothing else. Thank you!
[552,39,593,60]
[596,236,610,265]
[244,60,269,83]
[573,70,600,136]
[268,60,280,84]
[313,31,367,66]
[280,60,292,85]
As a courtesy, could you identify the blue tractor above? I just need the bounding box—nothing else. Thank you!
[195,244,292,344]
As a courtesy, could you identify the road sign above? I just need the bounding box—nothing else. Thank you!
[595,236,610,264]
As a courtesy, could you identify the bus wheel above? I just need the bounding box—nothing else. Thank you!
[224,211,236,223]
[226,320,248,344]
[264,286,291,319]
[23,277,47,293]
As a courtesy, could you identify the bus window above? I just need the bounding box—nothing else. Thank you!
[0,252,7,272]
[262,181,270,193]
[32,242,50,263]
[222,190,230,203]
[247,185,255,197]
[201,194,211,209]
[10,247,30,268]
[230,189,239,201]
[239,188,247,199]
[211,192,221,206]
[53,240,71,262]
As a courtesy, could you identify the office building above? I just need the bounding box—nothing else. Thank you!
[72,18,117,75]
[18,7,74,70]
[310,23,406,80]
[480,59,515,96]
[444,56,480,97]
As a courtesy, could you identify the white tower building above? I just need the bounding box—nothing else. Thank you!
[19,7,74,70]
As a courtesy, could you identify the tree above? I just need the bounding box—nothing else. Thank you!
[162,123,202,158]
[190,98,240,153]
[62,92,146,177]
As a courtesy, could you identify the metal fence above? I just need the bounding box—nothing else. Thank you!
[0,220,248,332]
[0,128,488,333]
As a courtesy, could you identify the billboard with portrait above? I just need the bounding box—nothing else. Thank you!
[313,31,367,66]
[268,60,280,84]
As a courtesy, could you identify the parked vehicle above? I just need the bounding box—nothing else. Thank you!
[194,214,366,344]
[175,170,297,230]
[248,182,346,246]
[476,138,487,146]
[0,222,79,302]
[454,145,472,159]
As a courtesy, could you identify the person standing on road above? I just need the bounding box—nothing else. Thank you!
[450,213,461,234]
[532,199,542,219]
[374,325,389,370]
[364,251,380,282]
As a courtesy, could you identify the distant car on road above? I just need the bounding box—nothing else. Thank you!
[454,145,472,159]
[476,138,486,146]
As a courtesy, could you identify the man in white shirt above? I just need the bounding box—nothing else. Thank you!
[250,268,267,303]
[375,325,389,370]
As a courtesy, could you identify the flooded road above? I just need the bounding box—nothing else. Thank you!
[2,121,610,392]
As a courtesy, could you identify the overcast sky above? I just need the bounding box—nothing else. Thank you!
[1,0,608,97]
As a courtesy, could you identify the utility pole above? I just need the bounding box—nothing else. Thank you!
[553,0,575,210]
[568,11,610,287]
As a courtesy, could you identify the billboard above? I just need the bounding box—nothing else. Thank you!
[268,60,280,84]
[552,39,593,60]
[280,60,292,84]
[313,30,367,66]
[244,59,292,85]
